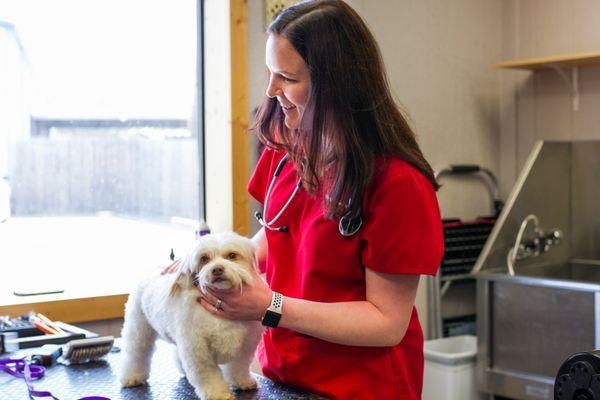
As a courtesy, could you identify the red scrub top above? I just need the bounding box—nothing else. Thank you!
[248,148,444,400]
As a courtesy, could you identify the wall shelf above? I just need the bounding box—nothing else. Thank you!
[496,51,600,70]
[497,51,600,112]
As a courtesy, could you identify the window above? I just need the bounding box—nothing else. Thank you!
[0,0,203,297]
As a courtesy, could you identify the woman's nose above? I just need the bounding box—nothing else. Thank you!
[265,76,279,98]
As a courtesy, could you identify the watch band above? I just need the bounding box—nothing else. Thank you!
[262,291,283,328]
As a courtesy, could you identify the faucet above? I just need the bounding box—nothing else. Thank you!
[506,214,563,276]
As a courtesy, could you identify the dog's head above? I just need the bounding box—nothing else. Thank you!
[173,232,257,294]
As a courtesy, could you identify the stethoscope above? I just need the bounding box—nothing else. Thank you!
[254,155,363,236]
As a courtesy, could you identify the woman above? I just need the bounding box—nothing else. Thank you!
[198,1,443,398]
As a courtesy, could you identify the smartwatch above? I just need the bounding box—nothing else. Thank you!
[262,291,283,328]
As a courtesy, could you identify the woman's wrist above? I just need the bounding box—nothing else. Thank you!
[261,291,283,328]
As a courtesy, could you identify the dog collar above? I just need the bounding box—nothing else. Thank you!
[262,292,283,328]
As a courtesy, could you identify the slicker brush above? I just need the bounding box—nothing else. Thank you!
[61,336,114,364]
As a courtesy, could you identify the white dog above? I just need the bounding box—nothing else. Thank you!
[119,232,264,400]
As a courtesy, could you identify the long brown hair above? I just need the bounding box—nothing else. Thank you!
[252,0,439,219]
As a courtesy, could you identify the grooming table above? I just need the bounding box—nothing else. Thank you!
[1,339,326,399]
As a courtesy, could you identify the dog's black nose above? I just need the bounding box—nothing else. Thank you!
[212,266,224,276]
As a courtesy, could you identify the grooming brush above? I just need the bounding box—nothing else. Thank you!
[60,336,114,364]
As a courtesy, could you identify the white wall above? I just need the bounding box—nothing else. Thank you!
[500,1,600,188]
[204,0,234,233]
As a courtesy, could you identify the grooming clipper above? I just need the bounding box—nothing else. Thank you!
[61,336,114,364]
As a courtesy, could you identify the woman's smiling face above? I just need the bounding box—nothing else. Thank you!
[265,34,310,130]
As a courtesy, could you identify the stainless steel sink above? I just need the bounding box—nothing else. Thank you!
[480,260,600,290]
[472,141,600,400]
[517,261,600,281]
[477,260,600,399]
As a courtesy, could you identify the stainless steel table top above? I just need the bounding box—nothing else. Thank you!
[1,339,326,400]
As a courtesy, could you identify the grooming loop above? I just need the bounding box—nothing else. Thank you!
[0,357,110,399]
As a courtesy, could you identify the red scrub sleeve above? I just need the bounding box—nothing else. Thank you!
[361,166,444,276]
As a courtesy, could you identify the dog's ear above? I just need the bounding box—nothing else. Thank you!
[169,253,194,296]
[236,235,258,272]
[235,237,258,290]
[169,270,184,297]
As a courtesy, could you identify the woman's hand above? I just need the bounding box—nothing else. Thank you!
[161,259,182,275]
[198,267,272,322]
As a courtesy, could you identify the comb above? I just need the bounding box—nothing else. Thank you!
[61,336,114,364]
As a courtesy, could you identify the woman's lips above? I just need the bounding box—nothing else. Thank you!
[280,103,296,112]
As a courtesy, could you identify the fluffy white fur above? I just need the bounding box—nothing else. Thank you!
[119,232,264,400]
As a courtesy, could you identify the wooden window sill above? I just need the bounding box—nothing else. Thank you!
[0,291,128,323]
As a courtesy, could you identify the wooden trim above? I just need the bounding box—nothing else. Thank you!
[497,51,600,70]
[0,294,128,323]
[231,0,249,236]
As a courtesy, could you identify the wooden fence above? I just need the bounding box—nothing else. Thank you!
[10,137,200,220]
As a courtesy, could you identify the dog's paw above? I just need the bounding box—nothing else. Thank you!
[197,388,234,400]
[232,375,258,391]
[120,372,149,388]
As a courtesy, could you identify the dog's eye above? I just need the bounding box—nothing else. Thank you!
[199,255,210,264]
[227,252,238,260]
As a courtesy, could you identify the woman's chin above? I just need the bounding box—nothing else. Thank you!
[284,116,300,130]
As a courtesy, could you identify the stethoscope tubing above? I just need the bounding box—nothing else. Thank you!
[262,156,301,227]
[255,153,362,236]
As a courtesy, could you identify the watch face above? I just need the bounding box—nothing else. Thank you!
[262,310,282,328]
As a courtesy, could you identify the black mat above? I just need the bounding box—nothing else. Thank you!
[1,340,326,400]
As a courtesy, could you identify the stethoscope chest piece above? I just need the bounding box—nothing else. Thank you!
[339,213,362,237]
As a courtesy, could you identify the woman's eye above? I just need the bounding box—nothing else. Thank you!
[227,252,238,260]
[281,76,295,83]
[199,255,210,264]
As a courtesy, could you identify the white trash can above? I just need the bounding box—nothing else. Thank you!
[422,335,484,400]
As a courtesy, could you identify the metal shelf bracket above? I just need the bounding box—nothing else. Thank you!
[547,64,579,111]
